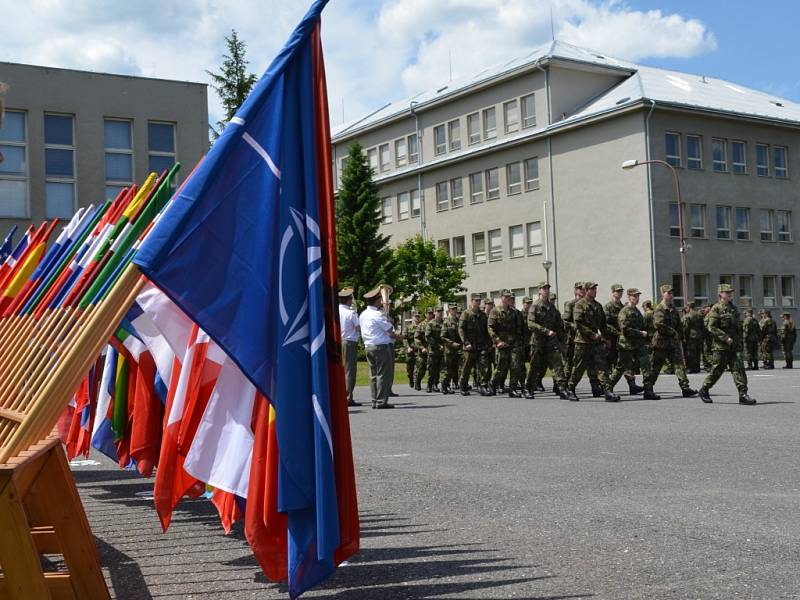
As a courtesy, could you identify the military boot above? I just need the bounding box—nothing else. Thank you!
[552,383,560,395]
[589,379,604,397]
[698,387,712,403]
[522,387,535,399]
[432,383,441,393]
[534,380,545,392]
[739,393,757,405]
[643,386,661,400]
[441,383,451,395]
[682,387,698,397]
[414,380,422,391]
[604,390,621,402]
[508,387,522,398]
[566,387,580,401]
[460,385,471,396]
[628,380,645,395]
[426,382,433,393]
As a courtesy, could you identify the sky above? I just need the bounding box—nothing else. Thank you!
[2,0,799,129]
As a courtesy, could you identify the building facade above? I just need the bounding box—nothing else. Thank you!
[0,62,208,232]
[331,42,798,323]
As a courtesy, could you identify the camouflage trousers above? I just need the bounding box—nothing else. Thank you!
[703,349,748,393]
[684,338,703,371]
[406,351,417,384]
[568,342,611,391]
[426,352,442,385]
[414,350,428,387]
[526,343,567,389]
[491,346,524,389]
[649,345,691,390]
[442,351,462,386]
[760,342,775,366]
[610,346,652,389]
[743,341,759,367]
[460,348,491,388]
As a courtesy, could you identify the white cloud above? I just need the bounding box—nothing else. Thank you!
[1,0,718,128]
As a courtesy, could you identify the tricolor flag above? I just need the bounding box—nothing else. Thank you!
[133,1,358,596]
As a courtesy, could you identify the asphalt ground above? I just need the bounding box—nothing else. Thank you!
[71,364,800,599]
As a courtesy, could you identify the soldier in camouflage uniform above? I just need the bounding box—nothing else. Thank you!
[567,282,620,402]
[521,296,541,391]
[605,283,644,395]
[649,284,698,397]
[742,309,760,370]
[483,298,496,384]
[526,282,573,400]
[488,290,525,397]
[424,307,445,392]
[701,305,714,372]
[759,310,778,369]
[413,308,433,390]
[780,313,796,368]
[403,312,420,386]
[458,296,494,396]
[564,282,604,397]
[441,304,463,394]
[698,284,756,404]
[681,302,704,373]
[609,289,660,399]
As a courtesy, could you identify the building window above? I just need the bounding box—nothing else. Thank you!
[450,177,464,208]
[521,93,536,128]
[378,143,390,172]
[104,119,133,202]
[760,209,774,241]
[397,191,409,221]
[715,206,731,240]
[689,204,705,238]
[774,146,788,178]
[482,107,496,140]
[469,172,483,204]
[433,125,446,155]
[467,112,480,145]
[452,236,465,264]
[472,232,486,263]
[44,114,76,219]
[394,138,407,167]
[410,189,421,218]
[669,203,680,237]
[435,181,449,211]
[437,239,450,255]
[524,157,539,191]
[380,197,392,224]
[693,274,709,305]
[732,140,747,174]
[503,100,519,134]
[0,110,28,218]
[506,162,522,195]
[665,132,681,167]
[756,143,769,176]
[488,228,502,261]
[485,168,500,200]
[687,135,702,169]
[408,134,419,163]
[147,121,176,179]
[448,119,461,151]
[781,276,795,307]
[509,224,524,258]
[763,276,777,307]
[777,210,792,242]
[735,207,750,240]
[366,147,378,171]
[738,275,753,307]
[672,274,684,308]
[339,156,349,178]
[527,221,542,255]
[711,138,728,172]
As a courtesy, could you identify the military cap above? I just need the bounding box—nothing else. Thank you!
[338,287,354,299]
[626,288,641,296]
[744,309,754,315]
[583,281,598,289]
[574,281,584,289]
[523,296,533,303]
[717,283,734,293]
[660,284,673,294]
[363,286,381,300]
[448,303,459,309]
[611,283,624,292]
[434,306,444,312]
[537,281,551,289]
[642,300,653,308]
[782,312,791,318]
[501,289,513,297]
[411,310,420,316]
[424,307,434,314]
[484,297,495,305]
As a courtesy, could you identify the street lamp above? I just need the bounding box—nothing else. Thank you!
[542,259,553,285]
[622,158,688,305]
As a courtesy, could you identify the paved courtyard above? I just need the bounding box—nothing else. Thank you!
[74,366,800,599]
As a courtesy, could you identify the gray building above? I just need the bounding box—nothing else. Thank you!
[0,62,208,232]
[331,41,798,321]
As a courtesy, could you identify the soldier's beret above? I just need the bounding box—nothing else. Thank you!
[627,288,641,296]
[574,281,584,289]
[660,284,674,294]
[583,281,598,289]
[363,286,381,300]
[338,287,354,298]
[501,289,513,297]
[537,281,550,289]
[717,283,734,293]
[611,283,624,292]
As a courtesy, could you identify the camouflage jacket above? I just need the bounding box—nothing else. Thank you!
[459,307,490,349]
[563,298,577,337]
[529,299,564,348]
[414,319,429,349]
[643,309,655,341]
[742,317,760,343]
[618,305,648,350]
[760,318,779,347]
[780,321,797,346]
[488,305,523,347]
[682,309,705,340]
[706,301,742,351]
[404,323,418,352]
[604,300,624,341]
[573,297,608,345]
[441,316,462,353]
[652,302,683,349]
[425,318,444,355]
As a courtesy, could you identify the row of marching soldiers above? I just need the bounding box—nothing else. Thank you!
[404,281,796,404]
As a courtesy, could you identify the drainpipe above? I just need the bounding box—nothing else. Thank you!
[644,99,657,300]
[535,60,558,297]
[410,101,426,239]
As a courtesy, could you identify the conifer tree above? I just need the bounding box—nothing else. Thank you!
[206,30,258,139]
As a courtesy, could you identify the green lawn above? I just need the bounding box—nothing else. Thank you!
[355,359,412,386]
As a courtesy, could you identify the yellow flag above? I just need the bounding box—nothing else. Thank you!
[2,243,45,298]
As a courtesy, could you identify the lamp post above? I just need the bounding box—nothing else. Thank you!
[542,259,553,286]
[622,159,687,305]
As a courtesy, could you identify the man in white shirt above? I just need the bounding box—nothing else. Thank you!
[359,286,398,409]
[338,288,361,407]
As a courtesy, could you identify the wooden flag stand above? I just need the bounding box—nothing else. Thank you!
[0,435,110,599]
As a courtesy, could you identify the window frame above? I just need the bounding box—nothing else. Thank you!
[735,207,751,240]
[671,274,685,308]
[773,145,788,178]
[397,191,410,221]
[693,274,710,306]
[482,107,496,140]
[763,275,777,308]
[760,209,774,242]
[452,236,466,265]
[435,181,449,212]
[755,143,769,176]
[485,167,500,200]
[447,119,461,152]
[715,205,731,240]
[689,204,706,238]
[433,124,446,156]
[472,232,486,264]
[410,189,421,218]
[776,210,792,242]
[408,134,419,163]
[147,120,177,177]
[104,117,134,203]
[469,172,484,204]
[669,203,680,237]
[665,132,681,167]
[487,228,502,261]
[380,196,392,224]
[738,275,753,307]
[509,224,525,258]
[366,147,378,171]
[44,113,77,219]
[781,275,795,307]
[521,93,536,129]
[467,112,481,145]
[686,134,703,170]
[731,140,747,174]
[506,161,522,195]
[394,138,407,168]
[503,99,519,134]
[0,109,29,218]
[524,157,539,191]
[526,221,542,255]
[450,176,464,209]
[711,137,728,173]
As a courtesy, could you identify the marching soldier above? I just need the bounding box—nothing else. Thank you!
[413,307,433,390]
[488,290,525,397]
[760,310,778,369]
[521,296,540,390]
[681,302,704,373]
[610,289,660,399]
[605,283,643,395]
[742,309,760,370]
[404,312,420,386]
[483,297,496,385]
[649,284,697,397]
[567,282,620,402]
[527,282,573,400]
[697,284,756,404]
[424,306,445,392]
[458,296,494,396]
[780,313,796,368]
[564,282,603,396]
[441,304,463,394]
[701,305,714,372]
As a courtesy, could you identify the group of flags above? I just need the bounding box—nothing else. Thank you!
[0,1,358,597]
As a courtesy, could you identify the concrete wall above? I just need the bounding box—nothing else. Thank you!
[549,64,626,122]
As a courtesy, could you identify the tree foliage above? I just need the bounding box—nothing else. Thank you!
[206,29,258,139]
[393,235,467,312]
[336,142,395,301]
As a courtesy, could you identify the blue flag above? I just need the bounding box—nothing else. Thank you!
[134,1,344,596]
[0,225,17,263]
